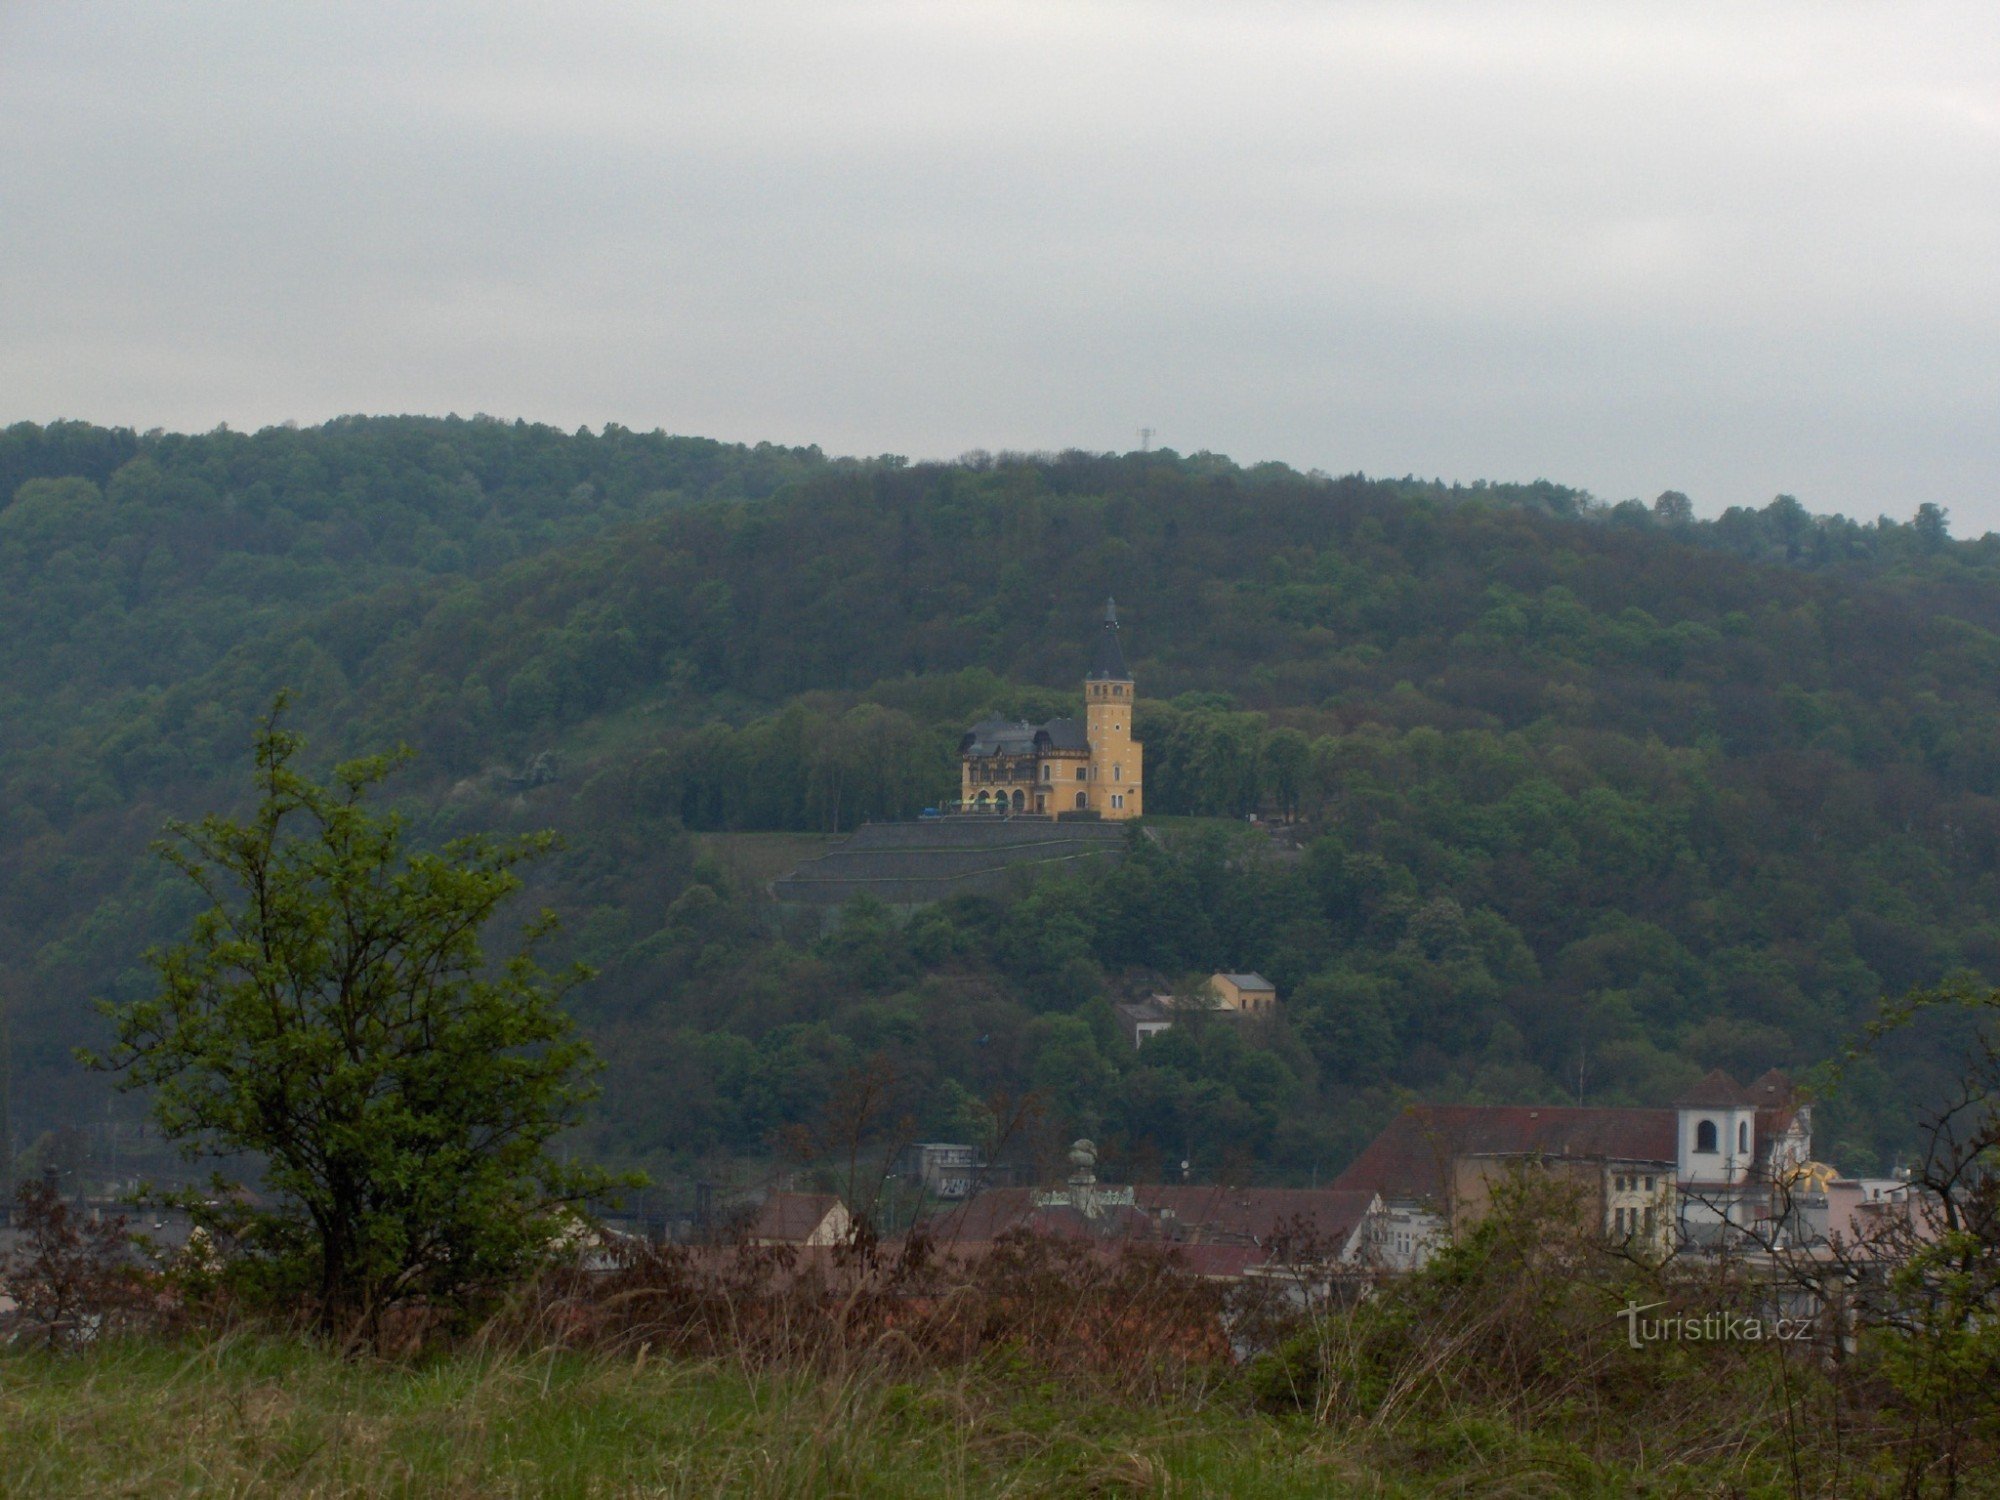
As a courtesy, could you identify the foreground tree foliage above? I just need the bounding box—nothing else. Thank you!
[91,701,618,1338]
[0,1178,144,1350]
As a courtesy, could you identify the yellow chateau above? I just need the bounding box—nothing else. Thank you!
[957,600,1144,819]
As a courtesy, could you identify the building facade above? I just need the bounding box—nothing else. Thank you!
[1333,1070,1814,1263]
[958,599,1145,819]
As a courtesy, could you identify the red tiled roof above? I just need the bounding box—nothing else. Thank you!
[1677,1068,1751,1108]
[748,1192,845,1243]
[919,1184,1377,1267]
[914,1188,1040,1242]
[1170,1244,1270,1280]
[1135,1186,1376,1252]
[917,1189,1164,1244]
[1332,1104,1677,1206]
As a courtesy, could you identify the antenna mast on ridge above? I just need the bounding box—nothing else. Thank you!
[1138,427,1154,453]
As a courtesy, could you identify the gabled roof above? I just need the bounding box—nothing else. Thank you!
[1676,1069,1752,1109]
[1333,1105,1678,1207]
[748,1192,845,1243]
[1136,1186,1375,1253]
[1747,1069,1794,1106]
[1114,998,1173,1024]
[959,719,1039,757]
[917,1187,1030,1241]
[1214,972,1275,992]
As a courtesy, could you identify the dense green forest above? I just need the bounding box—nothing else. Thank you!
[5,416,1998,1186]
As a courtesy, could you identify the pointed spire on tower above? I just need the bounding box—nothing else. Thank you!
[1088,596,1130,681]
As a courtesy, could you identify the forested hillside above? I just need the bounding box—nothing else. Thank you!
[5,417,1997,1184]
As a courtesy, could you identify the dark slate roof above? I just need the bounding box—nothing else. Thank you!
[960,716,1090,758]
[1087,597,1130,681]
[1115,999,1173,1025]
[1333,1104,1678,1207]
[1039,717,1090,751]
[959,718,1038,757]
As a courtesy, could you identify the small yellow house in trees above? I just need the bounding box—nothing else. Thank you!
[957,600,1144,819]
[1207,972,1278,1015]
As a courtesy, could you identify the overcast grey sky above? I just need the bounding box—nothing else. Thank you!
[4,2,1996,526]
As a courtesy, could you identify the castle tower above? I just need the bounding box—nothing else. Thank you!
[1084,598,1143,819]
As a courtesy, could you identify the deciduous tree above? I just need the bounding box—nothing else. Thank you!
[92,700,621,1339]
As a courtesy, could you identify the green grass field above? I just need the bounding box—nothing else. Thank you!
[0,1335,1680,1499]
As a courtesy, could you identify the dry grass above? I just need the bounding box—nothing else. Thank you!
[0,1334,1370,1499]
[7,1185,1994,1497]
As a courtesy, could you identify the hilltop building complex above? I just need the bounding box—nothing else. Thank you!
[958,599,1144,818]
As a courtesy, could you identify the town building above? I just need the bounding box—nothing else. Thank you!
[745,1192,853,1247]
[1113,996,1178,1050]
[1675,1068,1812,1246]
[1112,972,1281,1048]
[904,1141,985,1199]
[918,1140,1389,1282]
[1206,973,1277,1015]
[1332,1069,1813,1261]
[958,599,1144,819]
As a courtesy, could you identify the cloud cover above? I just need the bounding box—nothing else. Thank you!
[3,2,1996,523]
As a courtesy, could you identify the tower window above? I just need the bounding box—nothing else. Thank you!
[1113,765,1121,781]
[1075,791,1087,809]
[1738,1121,1749,1152]
[1042,764,1051,781]
[1695,1120,1717,1153]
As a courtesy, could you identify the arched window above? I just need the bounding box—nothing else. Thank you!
[1075,791,1087,809]
[1010,789,1024,811]
[1695,1120,1718,1153]
[1042,764,1051,781]
[1113,765,1121,782]
[1737,1121,1749,1152]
